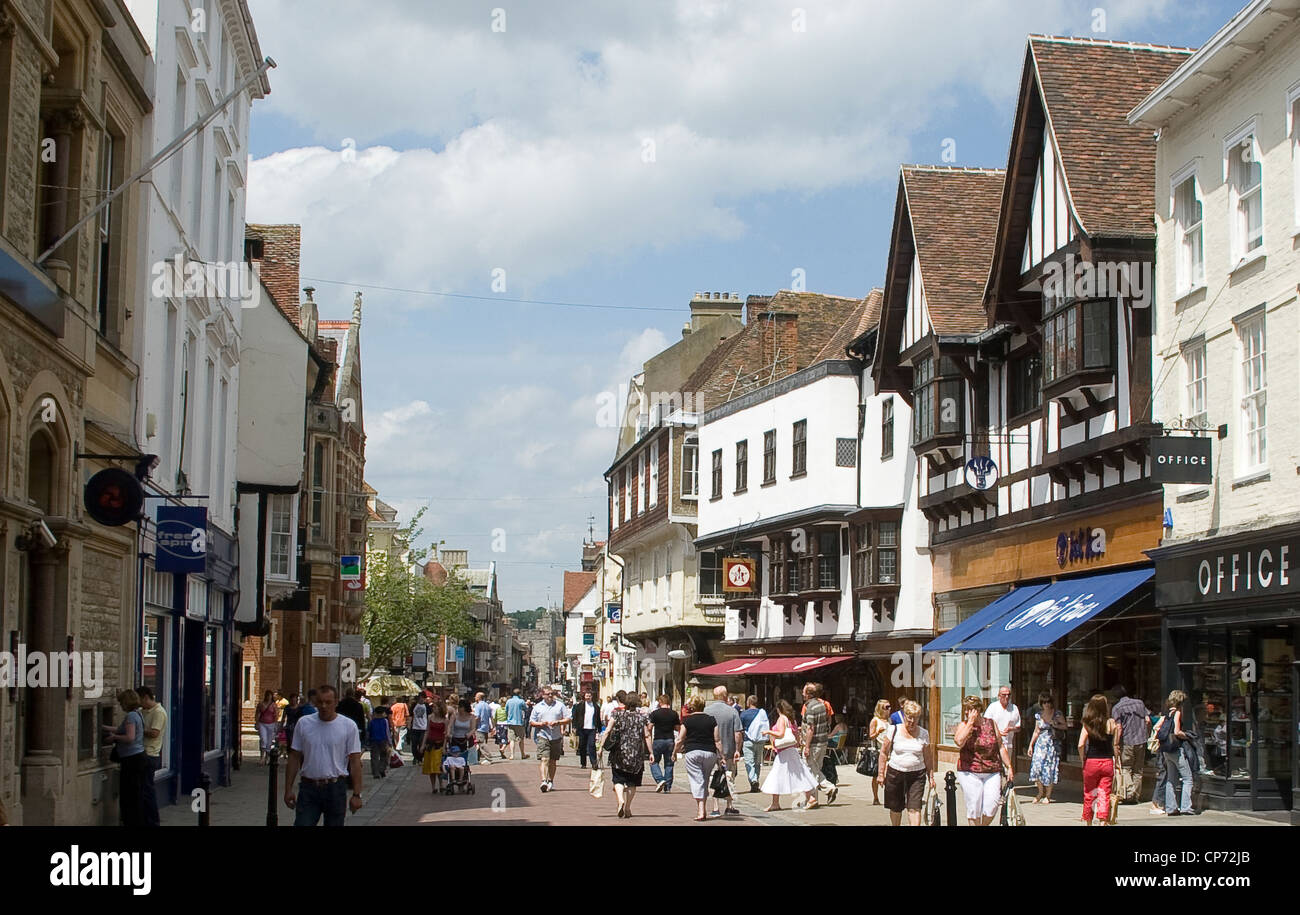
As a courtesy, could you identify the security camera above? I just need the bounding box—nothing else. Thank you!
[31,520,57,549]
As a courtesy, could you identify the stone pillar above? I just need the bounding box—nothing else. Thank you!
[40,107,83,290]
[21,542,67,824]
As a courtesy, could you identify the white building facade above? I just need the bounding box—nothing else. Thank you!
[1132,0,1300,816]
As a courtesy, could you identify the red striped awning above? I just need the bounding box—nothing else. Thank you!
[692,656,851,676]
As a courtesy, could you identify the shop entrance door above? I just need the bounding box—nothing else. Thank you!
[1251,626,1294,811]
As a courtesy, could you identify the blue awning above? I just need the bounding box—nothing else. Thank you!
[921,583,1049,652]
[953,568,1154,651]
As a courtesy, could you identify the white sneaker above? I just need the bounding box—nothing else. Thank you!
[540,781,549,793]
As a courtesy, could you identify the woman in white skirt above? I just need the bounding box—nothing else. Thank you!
[760,699,819,811]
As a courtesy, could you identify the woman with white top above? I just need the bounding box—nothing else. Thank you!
[867,699,892,805]
[877,700,935,826]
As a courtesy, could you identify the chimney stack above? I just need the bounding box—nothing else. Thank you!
[688,290,744,331]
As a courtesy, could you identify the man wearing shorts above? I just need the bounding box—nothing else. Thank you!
[529,687,570,792]
[505,688,529,759]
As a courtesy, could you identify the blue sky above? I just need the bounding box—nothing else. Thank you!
[243,0,1246,610]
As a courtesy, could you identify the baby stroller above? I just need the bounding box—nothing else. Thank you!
[441,738,476,795]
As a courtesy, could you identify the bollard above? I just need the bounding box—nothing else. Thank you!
[266,747,279,827]
[944,770,958,826]
[198,772,211,827]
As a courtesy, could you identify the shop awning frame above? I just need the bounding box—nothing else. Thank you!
[692,656,853,676]
[922,583,1050,653]
[947,568,1155,652]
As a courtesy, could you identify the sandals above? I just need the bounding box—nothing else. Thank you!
[763,806,781,812]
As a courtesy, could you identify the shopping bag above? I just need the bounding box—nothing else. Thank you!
[389,751,404,768]
[467,746,479,766]
[1002,785,1026,826]
[588,767,604,799]
[923,780,942,826]
[710,765,731,799]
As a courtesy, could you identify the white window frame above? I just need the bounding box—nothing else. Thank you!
[266,493,296,580]
[648,440,659,507]
[242,661,256,706]
[681,434,699,499]
[1288,79,1300,230]
[446,637,457,665]
[1170,162,1204,295]
[611,475,620,530]
[623,469,631,521]
[1224,120,1264,265]
[1182,340,1207,429]
[636,451,646,514]
[1235,310,1267,476]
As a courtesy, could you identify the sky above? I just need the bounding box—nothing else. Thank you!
[242,0,1247,612]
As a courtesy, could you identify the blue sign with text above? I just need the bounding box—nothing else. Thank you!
[155,506,207,574]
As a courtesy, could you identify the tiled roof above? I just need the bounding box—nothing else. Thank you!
[245,224,301,322]
[1028,36,1192,238]
[562,570,597,612]
[694,291,864,408]
[902,166,1006,335]
[422,561,448,586]
[812,288,883,363]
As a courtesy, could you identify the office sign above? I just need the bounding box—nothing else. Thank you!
[1155,532,1299,606]
[155,506,208,574]
[1150,436,1212,484]
[723,557,756,593]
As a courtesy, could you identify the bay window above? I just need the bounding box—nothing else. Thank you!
[912,356,963,443]
[1042,299,1112,386]
[699,551,722,599]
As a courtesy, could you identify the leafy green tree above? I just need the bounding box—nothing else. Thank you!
[361,507,476,679]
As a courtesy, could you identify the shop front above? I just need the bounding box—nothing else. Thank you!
[1150,525,1299,818]
[925,497,1165,780]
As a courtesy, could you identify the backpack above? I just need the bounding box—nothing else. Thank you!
[1156,712,1179,754]
[608,712,647,770]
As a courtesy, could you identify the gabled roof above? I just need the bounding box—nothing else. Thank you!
[562,570,597,613]
[902,166,1005,335]
[1027,36,1192,239]
[245,224,301,322]
[812,288,883,363]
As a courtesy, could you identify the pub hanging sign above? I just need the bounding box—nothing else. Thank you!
[1150,436,1212,485]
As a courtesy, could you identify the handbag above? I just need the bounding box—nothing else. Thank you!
[923,780,942,826]
[772,727,797,751]
[109,743,121,763]
[588,767,604,799]
[1002,784,1026,826]
[710,765,731,799]
[1146,716,1163,754]
[856,745,879,777]
[820,752,838,785]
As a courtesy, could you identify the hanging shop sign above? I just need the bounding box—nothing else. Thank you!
[155,506,208,574]
[964,455,1000,491]
[340,555,362,580]
[606,603,622,622]
[1055,526,1106,568]
[723,557,757,593]
[1150,436,1212,484]
[84,468,144,526]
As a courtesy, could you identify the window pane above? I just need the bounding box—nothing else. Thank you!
[1083,301,1110,368]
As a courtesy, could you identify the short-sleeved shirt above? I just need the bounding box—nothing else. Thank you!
[682,714,718,753]
[648,707,681,742]
[411,703,429,730]
[984,701,1021,750]
[705,701,743,756]
[141,704,167,758]
[803,698,831,748]
[506,696,527,726]
[885,723,930,773]
[292,713,361,779]
[474,701,493,732]
[529,700,568,741]
[116,709,146,758]
[958,717,1003,774]
[1112,697,1150,746]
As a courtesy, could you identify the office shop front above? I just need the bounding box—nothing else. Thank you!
[926,496,1165,784]
[1151,526,1299,818]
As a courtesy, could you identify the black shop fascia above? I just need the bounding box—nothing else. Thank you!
[1148,523,1300,817]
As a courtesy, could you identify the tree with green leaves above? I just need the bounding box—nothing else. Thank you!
[361,507,477,680]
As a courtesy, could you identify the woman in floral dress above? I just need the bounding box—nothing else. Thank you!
[1028,691,1066,803]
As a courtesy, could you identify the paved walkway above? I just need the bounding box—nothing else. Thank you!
[160,735,1283,826]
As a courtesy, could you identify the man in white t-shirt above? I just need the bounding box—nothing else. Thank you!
[285,684,363,826]
[529,687,571,793]
[984,685,1022,754]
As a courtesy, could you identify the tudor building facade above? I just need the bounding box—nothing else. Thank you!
[875,39,1191,775]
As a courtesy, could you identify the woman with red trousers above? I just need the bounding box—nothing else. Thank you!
[1078,693,1121,825]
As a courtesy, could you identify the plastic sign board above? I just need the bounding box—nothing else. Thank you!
[155,506,208,574]
[412,650,428,670]
[582,633,595,645]
[600,651,611,661]
[964,456,999,491]
[1150,436,1212,484]
[455,645,465,662]
[606,603,621,622]
[339,634,364,657]
[723,557,756,593]
[312,641,340,658]
[340,555,362,580]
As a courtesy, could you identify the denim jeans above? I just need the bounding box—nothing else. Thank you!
[1162,749,1194,814]
[294,779,349,826]
[577,728,599,767]
[742,739,764,787]
[649,738,676,789]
